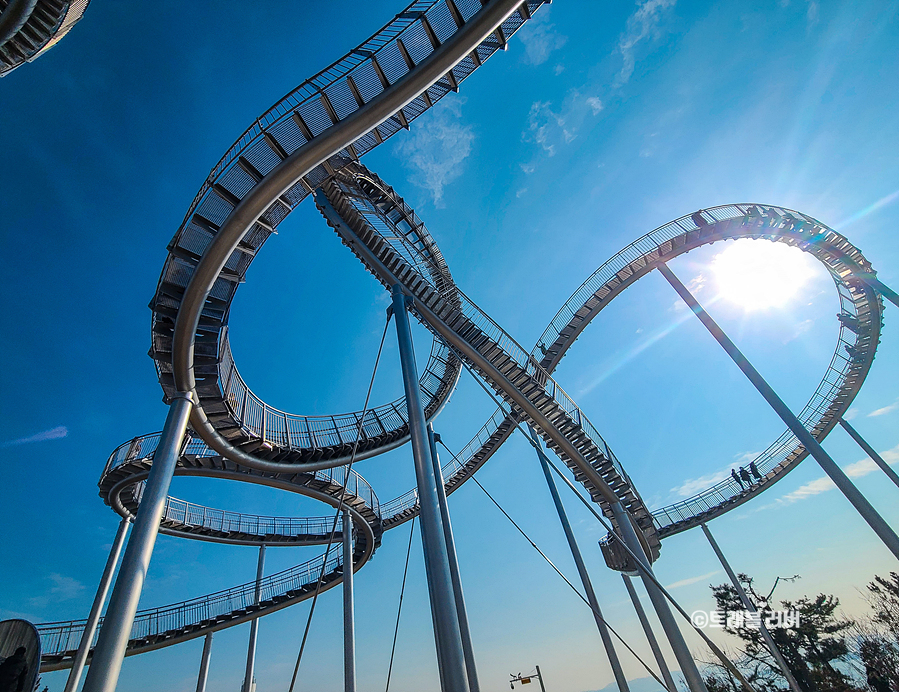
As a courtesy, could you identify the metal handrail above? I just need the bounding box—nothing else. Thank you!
[37,546,341,657]
[104,435,381,519]
[524,203,879,532]
[130,485,336,538]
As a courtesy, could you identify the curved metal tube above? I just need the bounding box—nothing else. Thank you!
[171,0,526,471]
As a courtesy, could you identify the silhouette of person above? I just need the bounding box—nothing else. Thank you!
[0,646,29,692]
[740,468,753,486]
[691,210,708,227]
[732,469,744,489]
[749,461,762,481]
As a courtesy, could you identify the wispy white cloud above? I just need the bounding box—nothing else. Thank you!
[805,1,819,28]
[868,400,899,417]
[844,407,859,421]
[523,92,603,157]
[670,273,706,311]
[30,573,85,608]
[774,445,899,506]
[394,97,474,208]
[782,318,814,344]
[516,188,528,199]
[615,0,677,86]
[2,425,68,448]
[524,101,570,156]
[49,573,85,599]
[666,570,720,590]
[517,9,568,66]
[520,163,536,174]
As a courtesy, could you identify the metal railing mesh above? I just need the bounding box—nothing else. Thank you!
[103,435,381,519]
[130,484,335,539]
[525,203,877,530]
[37,546,340,657]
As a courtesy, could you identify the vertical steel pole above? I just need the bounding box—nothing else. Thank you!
[535,666,547,692]
[428,425,481,692]
[839,418,899,489]
[658,261,899,560]
[392,286,470,692]
[526,427,629,692]
[700,524,801,692]
[82,393,194,692]
[609,501,709,692]
[196,633,213,692]
[243,545,266,692]
[64,517,132,692]
[343,510,356,692]
[620,575,676,692]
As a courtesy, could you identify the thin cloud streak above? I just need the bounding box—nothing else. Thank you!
[773,445,899,506]
[615,0,677,86]
[666,570,720,590]
[2,425,68,448]
[868,400,899,417]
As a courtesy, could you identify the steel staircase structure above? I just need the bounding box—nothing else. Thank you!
[0,0,90,77]
[150,0,550,475]
[37,0,559,673]
[317,165,662,560]
[39,433,381,671]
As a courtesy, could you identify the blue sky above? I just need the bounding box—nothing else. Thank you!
[1,1,898,691]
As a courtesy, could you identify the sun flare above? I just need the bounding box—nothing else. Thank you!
[711,239,816,311]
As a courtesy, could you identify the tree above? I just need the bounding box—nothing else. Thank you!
[701,574,861,692]
[850,572,899,692]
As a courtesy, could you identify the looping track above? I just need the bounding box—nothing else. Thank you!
[38,0,555,671]
[150,0,551,475]
[32,0,887,675]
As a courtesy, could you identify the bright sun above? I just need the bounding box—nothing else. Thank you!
[711,239,817,311]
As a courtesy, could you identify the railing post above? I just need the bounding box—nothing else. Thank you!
[82,393,194,692]
[658,261,899,560]
[63,517,132,692]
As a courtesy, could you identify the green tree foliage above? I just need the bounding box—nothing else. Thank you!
[850,572,899,692]
[701,574,859,692]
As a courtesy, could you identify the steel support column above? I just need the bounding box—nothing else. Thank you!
[64,517,132,692]
[343,510,356,692]
[866,275,899,309]
[428,425,480,692]
[621,575,676,692]
[82,393,194,692]
[839,418,899,490]
[196,633,213,692]
[658,261,899,561]
[527,426,629,692]
[392,286,470,692]
[243,545,266,692]
[610,501,708,692]
[700,524,801,692]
